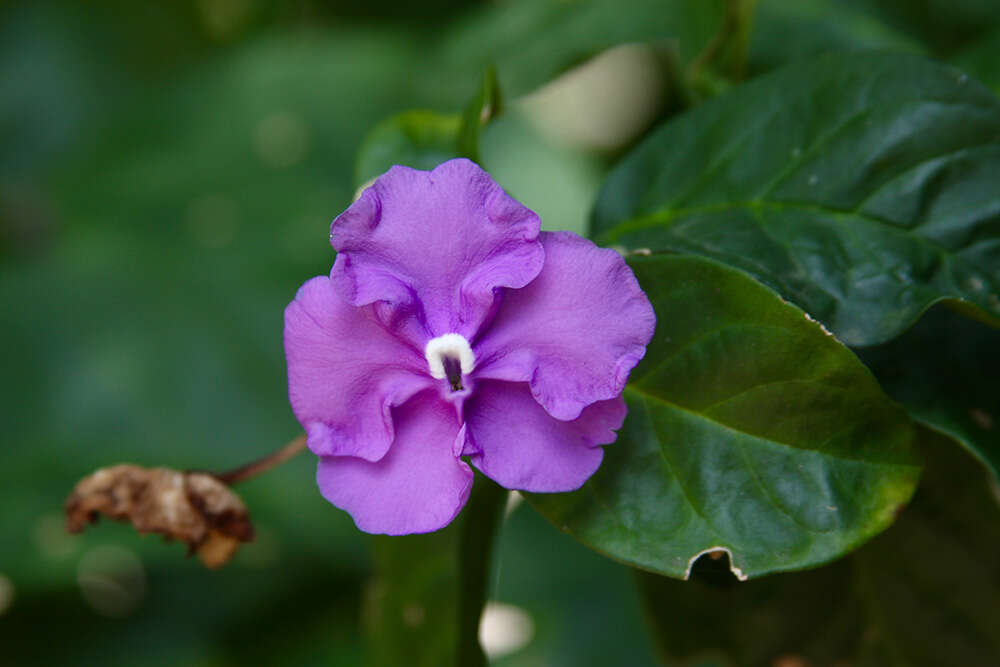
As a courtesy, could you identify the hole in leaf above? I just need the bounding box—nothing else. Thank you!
[688,549,741,589]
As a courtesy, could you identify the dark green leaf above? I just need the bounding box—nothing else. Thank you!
[433,0,727,97]
[635,429,1000,666]
[365,473,507,667]
[748,0,923,73]
[850,429,1000,665]
[858,304,1000,481]
[637,550,862,666]
[844,0,1000,55]
[952,28,1000,94]
[529,254,920,579]
[593,52,1000,346]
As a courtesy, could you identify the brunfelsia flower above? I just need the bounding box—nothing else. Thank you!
[284,158,655,535]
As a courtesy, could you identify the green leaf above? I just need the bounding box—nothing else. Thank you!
[354,110,463,188]
[355,68,500,188]
[748,0,924,73]
[478,110,605,237]
[365,473,507,667]
[845,0,1000,56]
[458,65,502,162]
[952,28,1000,94]
[635,428,1000,666]
[592,52,1000,346]
[858,304,1000,481]
[528,254,920,579]
[434,0,727,97]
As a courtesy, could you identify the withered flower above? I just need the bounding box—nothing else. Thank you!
[65,464,254,569]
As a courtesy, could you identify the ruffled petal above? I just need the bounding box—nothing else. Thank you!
[474,231,655,420]
[330,158,544,341]
[284,276,432,462]
[464,380,626,493]
[316,391,473,535]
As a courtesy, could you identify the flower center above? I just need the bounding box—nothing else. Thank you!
[424,333,475,392]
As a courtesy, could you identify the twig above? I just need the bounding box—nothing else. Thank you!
[214,433,308,485]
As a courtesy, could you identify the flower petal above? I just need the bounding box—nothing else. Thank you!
[464,380,625,493]
[330,158,544,341]
[316,391,473,535]
[284,276,431,462]
[474,231,655,420]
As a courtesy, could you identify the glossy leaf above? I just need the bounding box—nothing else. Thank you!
[528,254,920,579]
[365,473,507,667]
[593,52,1000,346]
[636,428,1000,666]
[857,303,1000,480]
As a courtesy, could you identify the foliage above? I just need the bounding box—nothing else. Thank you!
[2,0,999,665]
[529,253,920,579]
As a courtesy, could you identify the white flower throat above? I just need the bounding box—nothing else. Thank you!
[424,333,476,392]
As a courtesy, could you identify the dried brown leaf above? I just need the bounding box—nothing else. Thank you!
[65,464,254,569]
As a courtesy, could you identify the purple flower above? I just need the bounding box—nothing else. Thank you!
[283,159,655,535]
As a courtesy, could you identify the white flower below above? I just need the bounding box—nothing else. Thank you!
[479,601,535,659]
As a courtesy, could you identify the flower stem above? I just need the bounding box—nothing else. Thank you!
[687,0,757,82]
[214,433,308,485]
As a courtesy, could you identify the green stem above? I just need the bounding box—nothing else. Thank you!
[365,472,508,667]
[687,0,758,83]
[457,474,508,666]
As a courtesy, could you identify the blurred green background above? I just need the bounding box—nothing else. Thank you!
[4,0,1000,665]
[0,1,658,664]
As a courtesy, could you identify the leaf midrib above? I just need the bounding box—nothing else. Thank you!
[631,386,869,551]
[603,198,1000,286]
[624,383,913,467]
